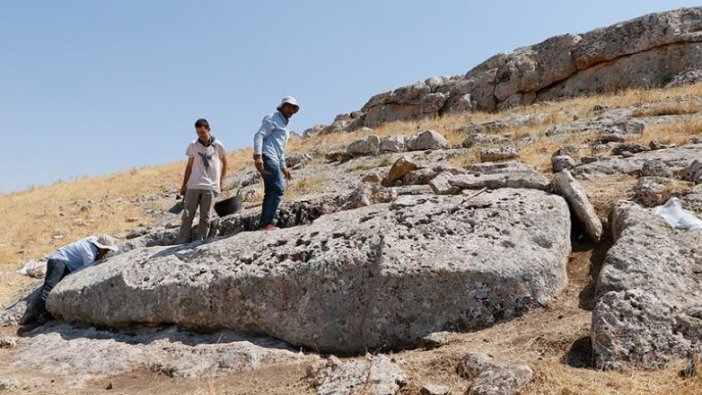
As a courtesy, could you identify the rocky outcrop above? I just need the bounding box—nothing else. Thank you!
[15,322,314,379]
[48,191,570,354]
[308,7,702,132]
[592,201,702,369]
[572,144,702,179]
[0,282,41,326]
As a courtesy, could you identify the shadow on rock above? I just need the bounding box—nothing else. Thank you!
[563,336,594,368]
[578,238,612,311]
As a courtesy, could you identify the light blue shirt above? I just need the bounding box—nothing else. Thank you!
[49,237,98,272]
[253,111,290,169]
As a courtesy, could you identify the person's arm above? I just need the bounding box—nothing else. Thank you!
[219,148,228,190]
[253,116,274,175]
[180,157,194,195]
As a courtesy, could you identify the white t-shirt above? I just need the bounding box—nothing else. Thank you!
[186,139,226,192]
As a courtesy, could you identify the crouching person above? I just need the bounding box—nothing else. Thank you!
[33,234,118,323]
[176,118,228,243]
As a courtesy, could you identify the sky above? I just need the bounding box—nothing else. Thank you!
[1,1,700,193]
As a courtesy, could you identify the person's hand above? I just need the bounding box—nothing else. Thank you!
[179,186,186,196]
[282,168,292,181]
[255,156,269,175]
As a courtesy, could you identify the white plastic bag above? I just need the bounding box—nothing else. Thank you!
[654,197,702,231]
[18,260,47,278]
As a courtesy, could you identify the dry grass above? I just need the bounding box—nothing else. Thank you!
[0,148,253,305]
[286,171,332,197]
[632,102,701,118]
[638,119,702,146]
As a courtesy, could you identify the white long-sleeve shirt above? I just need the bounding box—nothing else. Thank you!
[253,111,290,169]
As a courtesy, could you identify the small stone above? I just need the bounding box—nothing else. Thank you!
[347,136,381,157]
[406,130,449,151]
[470,364,533,395]
[480,146,519,162]
[0,379,18,391]
[0,336,18,348]
[421,383,451,395]
[683,159,702,185]
[552,145,581,158]
[456,352,494,379]
[649,140,669,150]
[462,132,509,148]
[383,156,421,187]
[429,172,459,195]
[551,155,576,172]
[325,151,351,163]
[612,143,647,156]
[640,159,673,178]
[362,173,383,183]
[380,136,406,153]
[403,168,438,185]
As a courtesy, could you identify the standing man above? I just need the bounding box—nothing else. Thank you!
[176,118,228,243]
[253,96,299,230]
[31,234,118,323]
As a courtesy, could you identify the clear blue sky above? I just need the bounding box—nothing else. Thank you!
[1,1,699,192]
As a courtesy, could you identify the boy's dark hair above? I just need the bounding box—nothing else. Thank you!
[194,118,210,130]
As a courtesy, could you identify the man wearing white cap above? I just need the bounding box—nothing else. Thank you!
[31,234,118,323]
[253,96,299,230]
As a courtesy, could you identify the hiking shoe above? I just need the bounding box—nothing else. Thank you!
[261,224,279,231]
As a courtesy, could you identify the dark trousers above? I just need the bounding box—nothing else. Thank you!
[36,258,70,315]
[260,156,285,227]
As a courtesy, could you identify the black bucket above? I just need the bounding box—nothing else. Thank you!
[214,191,242,217]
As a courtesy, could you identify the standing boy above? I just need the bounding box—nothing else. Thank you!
[176,118,227,243]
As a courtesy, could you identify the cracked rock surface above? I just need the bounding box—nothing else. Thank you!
[48,190,570,353]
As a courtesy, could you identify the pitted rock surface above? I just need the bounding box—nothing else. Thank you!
[48,191,570,353]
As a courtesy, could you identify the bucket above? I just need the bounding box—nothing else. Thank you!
[214,190,242,217]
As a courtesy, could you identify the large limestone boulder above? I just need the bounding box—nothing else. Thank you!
[49,191,571,354]
[592,201,702,369]
[592,289,692,370]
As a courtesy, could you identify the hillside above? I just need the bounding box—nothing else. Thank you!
[2,6,702,395]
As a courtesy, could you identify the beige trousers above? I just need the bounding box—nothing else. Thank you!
[176,189,215,244]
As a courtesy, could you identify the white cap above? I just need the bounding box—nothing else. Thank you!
[277,96,300,111]
[92,234,118,251]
